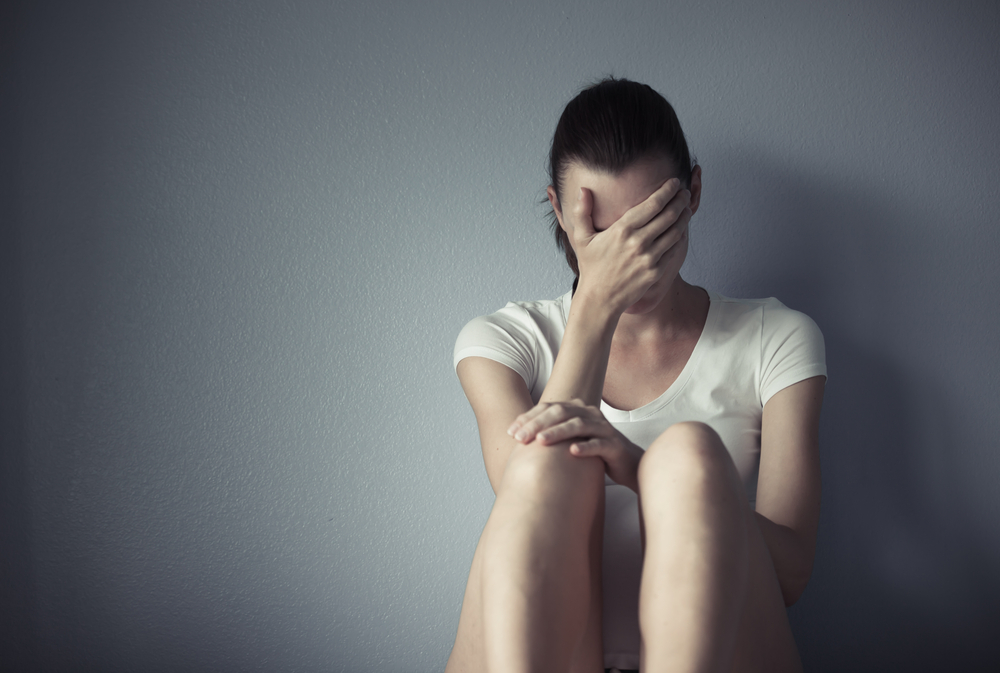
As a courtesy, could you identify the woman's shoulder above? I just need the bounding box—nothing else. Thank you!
[707,290,823,337]
[704,289,827,404]
[453,290,572,376]
[708,289,790,311]
[460,291,572,335]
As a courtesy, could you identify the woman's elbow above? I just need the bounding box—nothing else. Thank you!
[780,569,812,607]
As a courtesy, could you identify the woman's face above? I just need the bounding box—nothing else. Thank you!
[551,156,702,315]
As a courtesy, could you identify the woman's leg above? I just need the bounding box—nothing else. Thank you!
[637,421,802,673]
[445,439,606,673]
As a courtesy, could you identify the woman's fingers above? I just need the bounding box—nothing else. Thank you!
[620,177,683,231]
[637,187,690,244]
[508,401,585,442]
[569,438,607,457]
[649,205,692,262]
[507,404,549,436]
[610,182,689,273]
[572,187,596,239]
[535,416,589,444]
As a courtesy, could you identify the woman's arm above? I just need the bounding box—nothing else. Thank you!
[458,179,691,492]
[456,357,538,493]
[537,289,620,406]
[754,375,826,606]
[456,293,624,494]
[537,179,688,406]
[510,176,690,418]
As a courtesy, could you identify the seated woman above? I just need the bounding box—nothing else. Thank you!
[446,77,826,673]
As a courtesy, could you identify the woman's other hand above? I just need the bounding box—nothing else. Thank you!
[506,400,643,493]
[570,175,691,312]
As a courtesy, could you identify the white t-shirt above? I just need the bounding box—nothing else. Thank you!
[453,287,827,670]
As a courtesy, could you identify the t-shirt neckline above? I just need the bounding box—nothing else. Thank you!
[560,287,720,423]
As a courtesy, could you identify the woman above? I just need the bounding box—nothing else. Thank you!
[446,78,826,673]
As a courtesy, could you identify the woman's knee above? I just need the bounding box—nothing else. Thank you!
[638,421,739,493]
[501,439,604,496]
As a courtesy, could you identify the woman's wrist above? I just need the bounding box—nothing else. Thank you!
[538,288,620,406]
[572,279,627,325]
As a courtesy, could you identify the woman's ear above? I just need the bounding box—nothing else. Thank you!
[688,165,703,215]
[546,185,567,232]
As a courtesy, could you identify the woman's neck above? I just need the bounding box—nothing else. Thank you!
[613,277,708,346]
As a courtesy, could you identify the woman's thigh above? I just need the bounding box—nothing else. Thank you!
[445,510,605,673]
[444,441,606,673]
[636,422,801,672]
[444,527,488,673]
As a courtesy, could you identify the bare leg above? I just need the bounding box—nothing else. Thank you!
[568,493,605,673]
[445,439,605,673]
[637,421,801,673]
[638,421,748,672]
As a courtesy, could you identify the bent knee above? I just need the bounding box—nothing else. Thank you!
[501,439,604,495]
[654,420,722,448]
[638,421,739,491]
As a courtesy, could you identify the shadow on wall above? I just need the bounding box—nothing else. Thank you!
[708,150,1000,670]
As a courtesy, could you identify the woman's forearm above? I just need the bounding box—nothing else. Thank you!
[539,287,621,406]
[753,511,813,606]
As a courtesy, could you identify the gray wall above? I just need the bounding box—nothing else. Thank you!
[3,1,999,670]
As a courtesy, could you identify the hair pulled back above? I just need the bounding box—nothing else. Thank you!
[547,77,695,276]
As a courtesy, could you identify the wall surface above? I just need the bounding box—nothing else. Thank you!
[3,1,1000,670]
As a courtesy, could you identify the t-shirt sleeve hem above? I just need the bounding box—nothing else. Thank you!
[453,347,532,389]
[760,364,828,408]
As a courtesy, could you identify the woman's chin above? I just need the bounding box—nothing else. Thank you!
[622,274,681,314]
[623,295,659,314]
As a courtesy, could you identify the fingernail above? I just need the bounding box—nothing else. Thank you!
[514,430,527,441]
[537,432,547,441]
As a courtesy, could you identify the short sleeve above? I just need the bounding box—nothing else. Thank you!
[453,304,539,390]
[759,301,828,407]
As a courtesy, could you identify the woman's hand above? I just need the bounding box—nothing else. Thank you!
[570,177,691,313]
[507,400,643,493]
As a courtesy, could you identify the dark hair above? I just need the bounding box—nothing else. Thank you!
[546,77,695,276]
